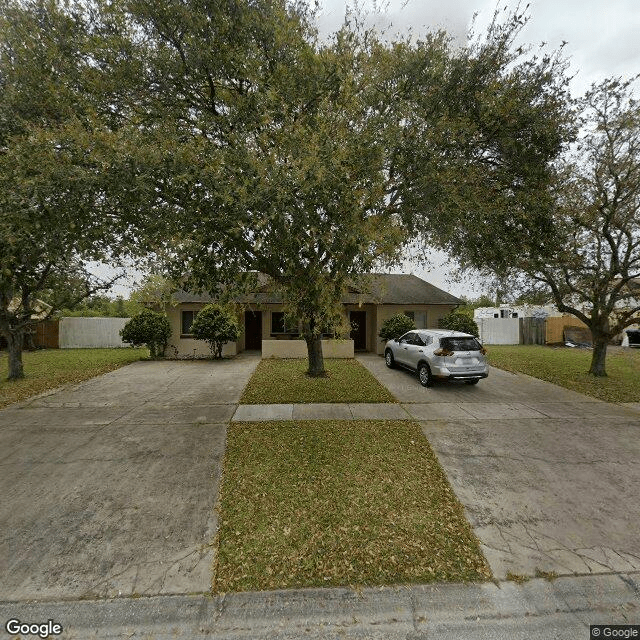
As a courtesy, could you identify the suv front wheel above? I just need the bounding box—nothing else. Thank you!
[385,349,395,368]
[418,363,433,388]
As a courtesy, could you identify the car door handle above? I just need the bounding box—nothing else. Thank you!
[419,350,423,353]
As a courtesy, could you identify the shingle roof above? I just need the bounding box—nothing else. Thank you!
[173,273,461,306]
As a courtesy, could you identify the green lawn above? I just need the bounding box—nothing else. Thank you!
[214,420,491,592]
[0,348,147,408]
[240,358,396,404]
[488,345,640,403]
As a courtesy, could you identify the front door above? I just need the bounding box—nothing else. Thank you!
[244,311,262,350]
[350,311,367,351]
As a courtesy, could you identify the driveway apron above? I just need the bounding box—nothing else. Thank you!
[0,354,259,601]
[357,353,640,580]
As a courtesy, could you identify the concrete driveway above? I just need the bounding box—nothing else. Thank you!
[0,354,259,601]
[358,354,640,580]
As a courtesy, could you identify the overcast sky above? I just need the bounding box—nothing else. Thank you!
[110,0,640,299]
[314,0,640,299]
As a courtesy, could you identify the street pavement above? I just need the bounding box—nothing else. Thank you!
[1,352,639,638]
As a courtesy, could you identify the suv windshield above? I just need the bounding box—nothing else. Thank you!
[440,337,482,352]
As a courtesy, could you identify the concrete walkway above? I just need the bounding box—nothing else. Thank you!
[0,355,260,601]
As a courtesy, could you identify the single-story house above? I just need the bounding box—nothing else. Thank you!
[165,273,461,358]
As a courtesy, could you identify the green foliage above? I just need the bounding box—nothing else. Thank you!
[92,2,572,377]
[0,0,155,379]
[379,313,416,342]
[190,304,241,359]
[120,309,171,358]
[129,275,177,309]
[56,295,143,317]
[439,311,479,337]
[439,78,640,375]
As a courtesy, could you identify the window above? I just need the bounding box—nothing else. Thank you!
[440,337,482,352]
[271,312,298,335]
[181,310,194,336]
[405,310,426,328]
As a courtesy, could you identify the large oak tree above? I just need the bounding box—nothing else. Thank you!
[101,2,571,375]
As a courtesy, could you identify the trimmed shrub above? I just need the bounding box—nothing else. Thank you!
[120,309,171,357]
[191,304,242,359]
[378,313,416,342]
[439,310,479,337]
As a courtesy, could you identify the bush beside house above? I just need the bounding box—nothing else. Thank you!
[120,309,171,358]
[378,313,416,342]
[191,304,242,359]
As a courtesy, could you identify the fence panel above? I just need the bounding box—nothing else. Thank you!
[59,317,130,348]
[545,315,589,344]
[477,318,521,344]
[34,320,59,348]
[520,317,545,345]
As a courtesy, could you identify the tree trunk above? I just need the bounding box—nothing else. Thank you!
[589,333,608,377]
[305,333,326,377]
[6,329,25,380]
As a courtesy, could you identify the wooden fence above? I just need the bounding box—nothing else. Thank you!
[545,315,589,344]
[476,314,590,345]
[519,317,545,345]
[33,320,59,349]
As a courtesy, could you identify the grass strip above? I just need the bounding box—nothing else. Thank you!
[214,419,491,592]
[240,358,396,404]
[487,345,640,403]
[0,348,146,408]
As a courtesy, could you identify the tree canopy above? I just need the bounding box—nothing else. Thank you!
[0,0,166,379]
[96,2,572,375]
[432,78,640,376]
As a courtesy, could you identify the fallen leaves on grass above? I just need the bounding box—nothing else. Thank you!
[240,359,396,404]
[488,346,640,403]
[214,420,491,592]
[0,348,146,408]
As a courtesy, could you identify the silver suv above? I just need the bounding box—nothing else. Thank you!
[384,329,489,387]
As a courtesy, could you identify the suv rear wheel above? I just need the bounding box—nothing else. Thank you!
[418,363,433,387]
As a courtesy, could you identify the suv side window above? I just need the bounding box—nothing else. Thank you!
[400,332,415,344]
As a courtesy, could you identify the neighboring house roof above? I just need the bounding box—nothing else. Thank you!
[173,273,462,306]
[8,297,52,321]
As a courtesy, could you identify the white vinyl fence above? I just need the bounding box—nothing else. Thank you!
[59,317,130,348]
[477,318,521,345]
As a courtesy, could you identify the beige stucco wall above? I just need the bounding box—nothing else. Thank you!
[165,301,458,357]
[166,304,238,358]
[374,304,459,354]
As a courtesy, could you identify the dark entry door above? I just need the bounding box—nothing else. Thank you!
[244,311,262,350]
[350,311,367,351]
